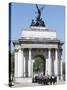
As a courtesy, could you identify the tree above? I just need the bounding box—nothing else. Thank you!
[33,57,44,73]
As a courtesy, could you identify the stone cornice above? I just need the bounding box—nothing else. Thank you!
[12,38,64,46]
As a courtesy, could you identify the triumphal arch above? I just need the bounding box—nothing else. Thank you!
[13,5,63,83]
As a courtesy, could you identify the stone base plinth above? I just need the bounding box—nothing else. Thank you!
[14,77,32,83]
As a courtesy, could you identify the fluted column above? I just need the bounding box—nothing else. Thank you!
[61,60,63,80]
[59,49,63,80]
[54,49,59,80]
[18,48,24,77]
[51,49,55,76]
[45,59,48,76]
[48,49,52,76]
[24,56,26,77]
[14,49,18,78]
[28,48,32,77]
[32,60,34,78]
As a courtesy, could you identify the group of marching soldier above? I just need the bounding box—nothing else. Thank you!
[33,75,57,85]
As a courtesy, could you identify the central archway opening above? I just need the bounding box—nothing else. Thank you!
[33,55,46,78]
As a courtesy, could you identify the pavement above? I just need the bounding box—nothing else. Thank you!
[56,80,65,85]
[12,80,65,88]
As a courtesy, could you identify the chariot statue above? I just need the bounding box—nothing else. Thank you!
[31,4,45,27]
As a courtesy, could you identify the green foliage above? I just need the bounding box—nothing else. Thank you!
[33,57,43,73]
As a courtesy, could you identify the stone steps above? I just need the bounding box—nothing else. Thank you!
[15,77,32,83]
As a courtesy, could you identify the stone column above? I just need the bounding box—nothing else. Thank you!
[54,49,59,80]
[61,60,63,80]
[51,49,55,76]
[28,48,32,77]
[32,60,34,78]
[18,48,24,77]
[48,49,52,76]
[45,59,48,76]
[24,56,26,77]
[14,49,18,78]
[59,49,63,80]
